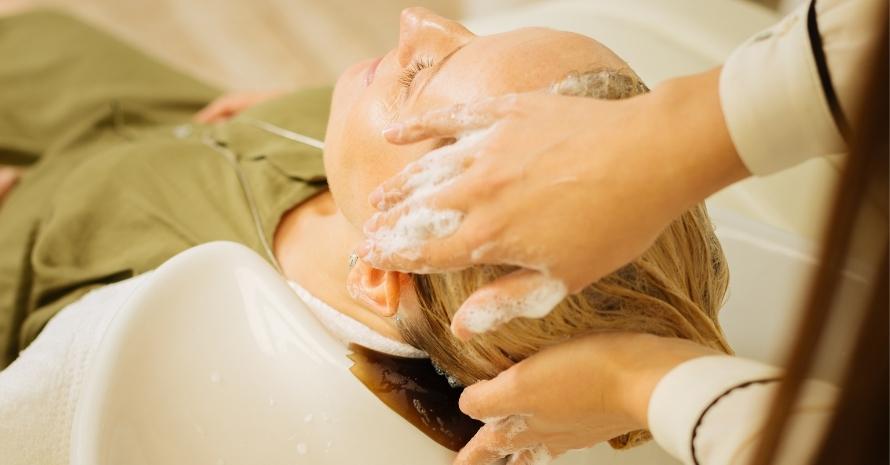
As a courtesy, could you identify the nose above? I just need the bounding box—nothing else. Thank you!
[397,7,473,66]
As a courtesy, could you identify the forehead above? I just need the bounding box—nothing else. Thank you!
[413,27,625,110]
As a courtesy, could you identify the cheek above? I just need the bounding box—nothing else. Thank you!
[323,80,353,216]
[325,85,411,226]
[325,60,445,228]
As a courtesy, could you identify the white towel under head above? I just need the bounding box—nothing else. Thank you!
[287,281,427,359]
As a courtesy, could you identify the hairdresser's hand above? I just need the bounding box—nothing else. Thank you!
[194,90,286,123]
[0,166,21,204]
[360,69,748,339]
[454,332,719,465]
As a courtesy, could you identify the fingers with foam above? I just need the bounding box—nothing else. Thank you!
[362,129,493,272]
[506,446,553,465]
[361,206,464,272]
[453,415,535,465]
[371,127,492,211]
[383,94,513,144]
[451,269,568,340]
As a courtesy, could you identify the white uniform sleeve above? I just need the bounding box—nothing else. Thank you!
[647,355,837,465]
[719,0,885,175]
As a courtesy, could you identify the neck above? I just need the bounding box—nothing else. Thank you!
[273,191,402,341]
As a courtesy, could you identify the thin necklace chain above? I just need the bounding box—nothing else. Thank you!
[200,118,325,274]
[239,117,325,149]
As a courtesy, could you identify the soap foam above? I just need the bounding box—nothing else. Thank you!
[364,207,463,266]
[469,242,496,263]
[502,415,529,441]
[399,127,494,205]
[459,276,567,334]
[366,129,495,268]
[507,445,552,465]
[475,416,554,465]
[486,415,535,458]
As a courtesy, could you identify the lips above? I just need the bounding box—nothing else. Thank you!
[365,56,383,86]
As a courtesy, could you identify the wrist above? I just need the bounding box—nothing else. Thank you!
[614,335,722,430]
[645,67,750,210]
[612,335,669,430]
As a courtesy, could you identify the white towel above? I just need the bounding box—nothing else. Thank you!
[0,274,151,465]
[287,281,427,359]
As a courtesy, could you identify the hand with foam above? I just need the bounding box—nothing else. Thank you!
[452,332,718,465]
[360,69,748,340]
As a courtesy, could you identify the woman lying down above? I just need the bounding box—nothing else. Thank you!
[0,7,732,464]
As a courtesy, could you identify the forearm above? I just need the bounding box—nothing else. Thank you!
[655,67,750,201]
[628,67,750,219]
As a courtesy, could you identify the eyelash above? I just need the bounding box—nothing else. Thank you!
[398,56,435,88]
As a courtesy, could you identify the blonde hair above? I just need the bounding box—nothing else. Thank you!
[397,68,732,449]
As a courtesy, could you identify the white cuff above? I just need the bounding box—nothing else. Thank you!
[719,2,846,176]
[647,355,781,465]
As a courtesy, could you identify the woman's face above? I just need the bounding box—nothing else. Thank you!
[323,7,628,228]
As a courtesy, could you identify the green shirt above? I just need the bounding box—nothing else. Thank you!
[0,10,330,368]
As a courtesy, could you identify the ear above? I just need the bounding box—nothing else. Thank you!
[347,259,411,317]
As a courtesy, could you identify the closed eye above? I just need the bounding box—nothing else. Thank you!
[398,56,435,89]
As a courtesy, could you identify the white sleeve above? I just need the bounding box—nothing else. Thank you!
[719,0,885,175]
[647,355,837,465]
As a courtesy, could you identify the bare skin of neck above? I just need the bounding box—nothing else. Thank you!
[273,190,403,341]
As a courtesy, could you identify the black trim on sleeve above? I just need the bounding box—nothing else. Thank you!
[690,377,783,465]
[807,0,850,142]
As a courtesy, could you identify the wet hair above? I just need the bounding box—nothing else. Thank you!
[396,68,731,449]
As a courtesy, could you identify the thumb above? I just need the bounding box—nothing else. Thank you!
[451,269,568,341]
[459,369,525,420]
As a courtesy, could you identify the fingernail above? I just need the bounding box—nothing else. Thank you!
[450,311,481,342]
[356,241,371,258]
[382,124,402,140]
[368,186,384,209]
[452,289,516,337]
[363,213,381,234]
